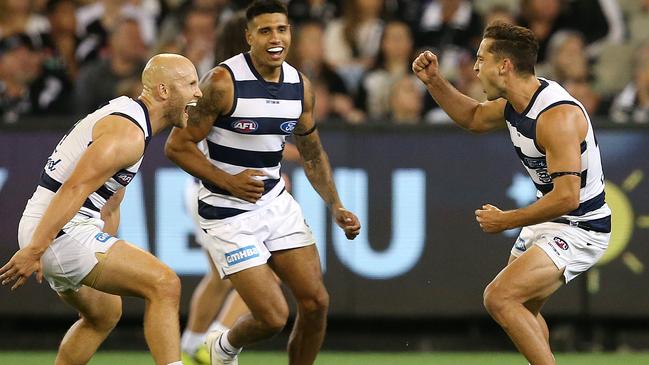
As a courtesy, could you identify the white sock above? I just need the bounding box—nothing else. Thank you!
[216,330,242,357]
[181,330,206,354]
[208,320,230,333]
[167,362,183,365]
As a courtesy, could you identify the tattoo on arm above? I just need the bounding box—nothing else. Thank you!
[293,73,341,208]
[189,71,222,126]
[296,133,341,208]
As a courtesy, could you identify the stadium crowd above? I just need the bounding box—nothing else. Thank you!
[0,0,648,126]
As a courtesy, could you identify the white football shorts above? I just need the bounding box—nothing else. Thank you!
[511,221,610,282]
[18,215,119,292]
[201,191,315,278]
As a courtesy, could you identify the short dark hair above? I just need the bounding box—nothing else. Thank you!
[245,0,288,23]
[46,0,74,14]
[483,22,539,75]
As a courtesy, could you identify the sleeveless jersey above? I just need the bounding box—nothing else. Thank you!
[22,96,151,221]
[198,52,304,223]
[504,78,611,232]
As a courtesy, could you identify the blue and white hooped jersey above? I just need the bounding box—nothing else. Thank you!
[198,52,304,224]
[505,78,611,232]
[22,96,151,221]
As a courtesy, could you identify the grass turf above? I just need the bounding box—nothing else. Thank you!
[2,351,649,365]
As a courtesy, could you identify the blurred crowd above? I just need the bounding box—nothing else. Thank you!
[0,0,648,126]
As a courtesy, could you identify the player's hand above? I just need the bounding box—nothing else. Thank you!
[333,206,361,240]
[0,246,44,291]
[225,169,266,203]
[475,204,510,233]
[412,50,440,85]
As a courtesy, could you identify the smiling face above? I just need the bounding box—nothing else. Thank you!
[246,12,291,69]
[141,54,203,128]
[164,60,202,128]
[473,38,506,101]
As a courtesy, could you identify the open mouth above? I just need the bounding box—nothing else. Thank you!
[184,100,197,117]
[267,46,284,59]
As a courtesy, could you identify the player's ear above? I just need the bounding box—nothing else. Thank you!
[245,27,252,46]
[499,59,509,75]
[158,83,169,100]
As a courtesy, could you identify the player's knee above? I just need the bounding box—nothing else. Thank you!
[298,287,329,316]
[84,299,122,332]
[150,268,181,304]
[257,303,289,334]
[483,282,508,317]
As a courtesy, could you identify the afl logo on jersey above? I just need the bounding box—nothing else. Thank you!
[553,237,569,250]
[232,119,258,133]
[280,121,297,134]
[114,171,135,185]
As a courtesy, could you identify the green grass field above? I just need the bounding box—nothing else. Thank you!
[2,351,649,365]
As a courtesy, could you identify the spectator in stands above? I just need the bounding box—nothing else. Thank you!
[625,0,649,45]
[0,0,49,39]
[356,20,414,121]
[76,0,156,65]
[311,81,335,121]
[517,0,563,62]
[288,0,340,26]
[415,0,483,85]
[74,18,147,114]
[389,0,424,29]
[290,21,365,123]
[0,34,40,124]
[518,0,623,62]
[41,0,79,80]
[538,30,589,85]
[214,10,247,64]
[482,5,517,27]
[156,0,233,57]
[564,79,602,116]
[388,75,424,125]
[563,0,624,57]
[323,0,384,92]
[0,33,72,124]
[535,30,607,116]
[179,7,218,77]
[416,0,483,53]
[610,41,649,124]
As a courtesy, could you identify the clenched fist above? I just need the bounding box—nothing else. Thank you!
[412,51,440,86]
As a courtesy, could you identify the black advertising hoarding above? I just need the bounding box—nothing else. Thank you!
[0,128,647,318]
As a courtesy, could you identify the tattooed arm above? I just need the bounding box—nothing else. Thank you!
[165,67,265,203]
[294,74,361,239]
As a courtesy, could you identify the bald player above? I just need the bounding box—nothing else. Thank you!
[0,54,202,365]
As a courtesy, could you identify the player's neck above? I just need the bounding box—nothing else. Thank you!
[506,75,541,114]
[250,55,282,82]
[136,95,166,135]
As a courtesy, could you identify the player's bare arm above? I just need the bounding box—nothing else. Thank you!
[0,116,144,290]
[412,50,506,133]
[476,105,586,233]
[294,74,360,239]
[165,67,265,203]
[101,188,125,236]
